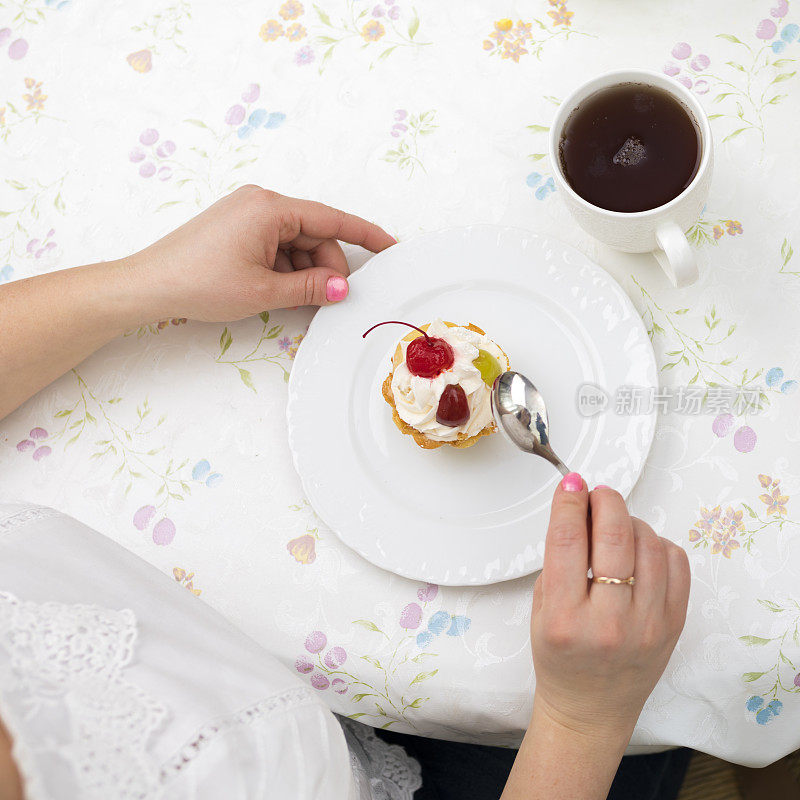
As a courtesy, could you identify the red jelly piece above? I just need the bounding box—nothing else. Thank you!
[406,335,454,379]
[436,384,470,427]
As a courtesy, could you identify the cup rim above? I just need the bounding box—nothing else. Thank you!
[548,68,713,219]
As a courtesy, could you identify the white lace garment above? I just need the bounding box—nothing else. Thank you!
[0,504,421,800]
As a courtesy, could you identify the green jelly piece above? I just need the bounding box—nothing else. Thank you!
[473,349,502,387]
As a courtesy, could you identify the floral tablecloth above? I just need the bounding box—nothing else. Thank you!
[2,0,800,767]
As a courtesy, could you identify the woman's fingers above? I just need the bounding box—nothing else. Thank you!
[276,196,395,253]
[305,239,350,276]
[274,249,293,273]
[663,539,691,630]
[289,248,314,271]
[531,570,543,616]
[541,474,590,607]
[630,518,667,613]
[589,487,635,609]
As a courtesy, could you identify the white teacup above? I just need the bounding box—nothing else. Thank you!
[549,68,713,288]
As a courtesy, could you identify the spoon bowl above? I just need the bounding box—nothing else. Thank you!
[491,371,570,476]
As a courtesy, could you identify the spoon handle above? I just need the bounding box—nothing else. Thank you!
[553,459,570,477]
[537,445,570,477]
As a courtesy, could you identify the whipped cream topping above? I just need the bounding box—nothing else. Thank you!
[390,319,506,442]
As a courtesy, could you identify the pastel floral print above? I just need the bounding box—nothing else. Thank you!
[414,607,471,648]
[260,19,284,41]
[217,311,298,389]
[686,212,745,247]
[22,76,45,110]
[740,596,800,723]
[127,0,193,73]
[663,42,712,94]
[745,694,784,725]
[280,0,303,20]
[689,474,798,556]
[31,368,218,547]
[294,44,314,65]
[524,122,556,201]
[0,27,28,61]
[126,317,188,339]
[133,460,221,546]
[285,499,321,565]
[191,458,223,487]
[259,0,307,46]
[227,84,286,140]
[688,505,743,557]
[173,567,202,596]
[0,0,70,63]
[362,20,384,41]
[526,172,555,200]
[764,366,798,396]
[0,77,62,143]
[295,632,351,694]
[25,227,56,259]
[139,84,285,212]
[547,1,573,27]
[0,175,66,270]
[16,427,51,461]
[664,14,798,152]
[482,7,590,62]
[129,128,178,181]
[778,238,798,277]
[0,28,28,61]
[635,278,765,405]
[295,583,470,730]
[287,534,317,564]
[770,20,799,54]
[381,109,437,178]
[712,414,758,454]
[710,368,795,452]
[312,0,428,73]
[524,100,561,198]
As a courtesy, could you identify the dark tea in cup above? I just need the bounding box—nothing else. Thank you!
[558,83,701,213]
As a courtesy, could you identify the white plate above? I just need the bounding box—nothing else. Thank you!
[287,226,657,585]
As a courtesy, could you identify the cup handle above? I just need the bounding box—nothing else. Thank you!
[654,222,698,288]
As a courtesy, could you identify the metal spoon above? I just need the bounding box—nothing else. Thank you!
[491,371,570,476]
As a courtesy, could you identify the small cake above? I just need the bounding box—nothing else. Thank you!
[366,319,510,449]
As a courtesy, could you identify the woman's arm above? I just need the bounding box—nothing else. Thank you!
[0,260,143,421]
[0,720,22,800]
[0,186,394,420]
[503,583,630,798]
[503,708,630,800]
[502,478,690,800]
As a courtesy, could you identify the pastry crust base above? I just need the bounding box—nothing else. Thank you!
[383,322,508,450]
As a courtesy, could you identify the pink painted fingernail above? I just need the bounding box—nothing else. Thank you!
[326,275,348,302]
[595,484,611,490]
[561,472,583,492]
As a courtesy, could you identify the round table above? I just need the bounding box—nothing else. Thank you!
[2,0,799,768]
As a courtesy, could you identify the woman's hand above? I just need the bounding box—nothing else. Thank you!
[502,474,690,800]
[0,186,393,420]
[122,185,395,323]
[531,477,690,738]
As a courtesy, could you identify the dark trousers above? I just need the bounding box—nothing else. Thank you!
[374,728,692,800]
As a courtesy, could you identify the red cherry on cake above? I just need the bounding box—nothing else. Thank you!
[362,320,454,379]
[436,384,470,427]
[407,335,455,378]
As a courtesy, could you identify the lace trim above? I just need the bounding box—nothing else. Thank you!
[340,718,422,800]
[0,506,60,533]
[158,687,316,783]
[0,591,168,800]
